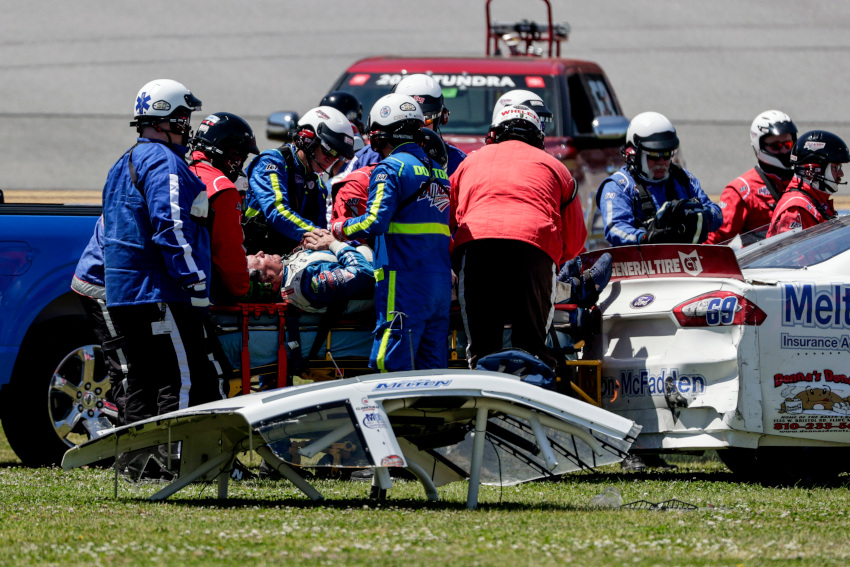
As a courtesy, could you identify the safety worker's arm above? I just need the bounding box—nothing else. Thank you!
[597,179,647,246]
[145,151,209,305]
[557,166,586,263]
[330,161,399,242]
[248,151,320,242]
[685,174,723,232]
[209,186,250,298]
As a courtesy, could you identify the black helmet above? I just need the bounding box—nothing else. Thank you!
[791,130,850,193]
[421,128,448,169]
[191,112,260,182]
[320,91,364,133]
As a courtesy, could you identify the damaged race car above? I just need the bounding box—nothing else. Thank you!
[581,216,850,482]
[63,370,640,508]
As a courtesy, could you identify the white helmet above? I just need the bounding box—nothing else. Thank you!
[367,93,425,150]
[296,106,356,160]
[487,104,544,148]
[750,110,798,170]
[625,111,679,182]
[491,89,553,128]
[393,74,447,124]
[131,79,201,132]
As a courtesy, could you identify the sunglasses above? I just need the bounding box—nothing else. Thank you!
[646,151,674,162]
[765,140,794,152]
[319,143,340,159]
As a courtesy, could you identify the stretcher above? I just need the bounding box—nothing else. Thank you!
[209,301,603,405]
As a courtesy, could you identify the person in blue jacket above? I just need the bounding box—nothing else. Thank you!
[70,216,126,427]
[337,74,466,179]
[330,93,452,372]
[242,106,356,255]
[101,79,218,433]
[595,111,722,246]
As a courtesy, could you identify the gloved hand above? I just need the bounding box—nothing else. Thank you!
[676,200,711,243]
[644,199,710,244]
[642,219,678,243]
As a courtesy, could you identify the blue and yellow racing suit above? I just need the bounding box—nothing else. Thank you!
[331,142,451,371]
[243,144,327,254]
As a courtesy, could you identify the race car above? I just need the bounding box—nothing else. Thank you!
[581,216,850,481]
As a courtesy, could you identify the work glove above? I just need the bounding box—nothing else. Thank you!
[642,219,678,244]
[675,200,711,244]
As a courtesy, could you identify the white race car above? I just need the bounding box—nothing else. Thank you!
[582,217,850,481]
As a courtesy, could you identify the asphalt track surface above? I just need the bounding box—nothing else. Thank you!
[3,1,850,201]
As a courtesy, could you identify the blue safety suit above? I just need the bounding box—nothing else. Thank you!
[596,165,722,246]
[101,138,217,424]
[331,142,451,371]
[103,139,210,306]
[340,141,466,177]
[72,216,106,300]
[244,144,327,253]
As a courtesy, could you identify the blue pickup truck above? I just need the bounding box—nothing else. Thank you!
[0,203,108,466]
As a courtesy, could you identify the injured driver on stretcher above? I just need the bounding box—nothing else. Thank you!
[212,230,377,374]
[213,221,612,380]
[246,230,375,313]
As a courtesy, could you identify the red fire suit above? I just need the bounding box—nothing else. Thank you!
[450,140,584,368]
[706,167,791,244]
[330,164,376,223]
[190,151,249,301]
[766,177,837,238]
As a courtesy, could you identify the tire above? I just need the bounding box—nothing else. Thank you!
[718,446,849,484]
[1,316,117,467]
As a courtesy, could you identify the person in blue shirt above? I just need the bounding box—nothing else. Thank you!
[101,79,218,433]
[243,106,356,255]
[330,93,452,372]
[337,74,466,179]
[595,111,722,246]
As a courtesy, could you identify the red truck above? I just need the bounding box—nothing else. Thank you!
[269,2,630,248]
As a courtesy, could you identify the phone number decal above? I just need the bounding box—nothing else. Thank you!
[773,420,850,431]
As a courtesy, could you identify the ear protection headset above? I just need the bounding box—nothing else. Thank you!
[295,127,320,154]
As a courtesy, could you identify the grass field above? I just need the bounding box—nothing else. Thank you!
[1,427,849,566]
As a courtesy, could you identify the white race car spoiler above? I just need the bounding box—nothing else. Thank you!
[63,369,639,509]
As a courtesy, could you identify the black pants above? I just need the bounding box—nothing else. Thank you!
[455,239,557,369]
[107,302,221,425]
[79,295,128,426]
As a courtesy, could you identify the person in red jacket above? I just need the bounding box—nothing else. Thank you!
[706,110,798,244]
[450,104,584,369]
[189,112,260,302]
[767,130,849,238]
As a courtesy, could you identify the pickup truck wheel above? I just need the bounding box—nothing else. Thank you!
[1,317,117,467]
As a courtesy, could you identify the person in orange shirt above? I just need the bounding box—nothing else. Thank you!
[450,105,584,369]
